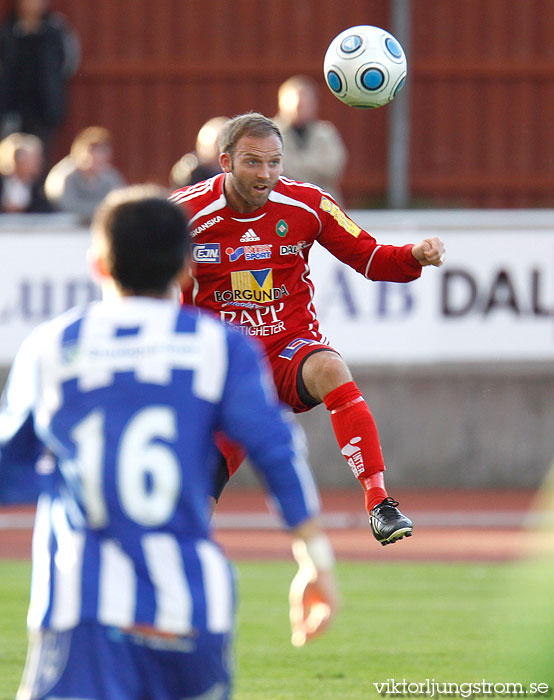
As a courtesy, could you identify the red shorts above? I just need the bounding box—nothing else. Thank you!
[213,337,339,496]
[267,337,339,413]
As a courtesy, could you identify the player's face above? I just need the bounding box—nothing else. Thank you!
[221,134,283,212]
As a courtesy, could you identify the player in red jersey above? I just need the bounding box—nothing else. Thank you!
[170,113,445,545]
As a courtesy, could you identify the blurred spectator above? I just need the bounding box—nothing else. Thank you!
[274,74,347,203]
[45,126,126,224]
[0,131,51,212]
[170,116,229,188]
[0,0,80,159]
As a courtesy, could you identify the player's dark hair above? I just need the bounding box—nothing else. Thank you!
[93,185,190,295]
[218,112,282,156]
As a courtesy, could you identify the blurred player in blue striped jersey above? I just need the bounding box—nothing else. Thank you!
[0,186,338,700]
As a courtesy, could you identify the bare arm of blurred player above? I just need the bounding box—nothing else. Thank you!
[289,517,339,647]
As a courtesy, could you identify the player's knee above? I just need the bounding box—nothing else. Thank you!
[302,352,352,400]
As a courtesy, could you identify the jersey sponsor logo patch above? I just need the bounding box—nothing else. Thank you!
[320,197,361,238]
[221,303,286,337]
[191,215,224,238]
[214,269,289,304]
[278,338,323,360]
[239,228,260,242]
[280,241,307,256]
[192,243,221,263]
[225,244,272,262]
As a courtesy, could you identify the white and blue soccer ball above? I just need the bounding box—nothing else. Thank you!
[323,25,407,109]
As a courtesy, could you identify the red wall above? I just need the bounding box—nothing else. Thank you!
[2,0,552,207]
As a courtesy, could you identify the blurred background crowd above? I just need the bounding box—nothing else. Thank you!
[0,0,552,223]
[0,0,352,222]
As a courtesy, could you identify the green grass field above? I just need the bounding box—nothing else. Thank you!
[1,559,553,699]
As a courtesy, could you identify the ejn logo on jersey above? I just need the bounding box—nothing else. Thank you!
[214,269,289,304]
[191,243,221,263]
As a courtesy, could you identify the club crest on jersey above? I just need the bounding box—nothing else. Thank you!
[60,341,80,364]
[225,244,272,262]
[320,197,361,238]
[276,219,288,237]
[191,243,221,263]
[214,269,289,304]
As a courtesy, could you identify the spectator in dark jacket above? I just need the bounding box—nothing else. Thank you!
[274,75,347,204]
[0,0,80,157]
[0,131,52,212]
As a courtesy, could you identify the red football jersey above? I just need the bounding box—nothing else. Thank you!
[170,174,422,354]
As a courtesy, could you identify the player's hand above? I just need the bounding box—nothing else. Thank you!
[411,237,446,267]
[289,565,338,647]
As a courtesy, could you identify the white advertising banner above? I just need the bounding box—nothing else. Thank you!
[310,210,554,364]
[0,222,98,364]
[0,211,553,365]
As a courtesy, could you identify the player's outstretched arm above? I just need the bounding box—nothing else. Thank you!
[288,517,339,647]
[411,236,446,267]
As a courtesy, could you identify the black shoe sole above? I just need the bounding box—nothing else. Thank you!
[378,527,413,546]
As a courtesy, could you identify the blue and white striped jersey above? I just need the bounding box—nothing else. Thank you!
[0,298,320,634]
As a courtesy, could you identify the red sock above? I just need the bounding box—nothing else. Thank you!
[323,381,388,513]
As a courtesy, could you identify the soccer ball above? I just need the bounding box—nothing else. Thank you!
[323,25,407,109]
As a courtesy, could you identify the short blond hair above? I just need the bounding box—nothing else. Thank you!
[70,126,113,165]
[218,112,282,157]
[0,132,43,176]
[278,74,318,102]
